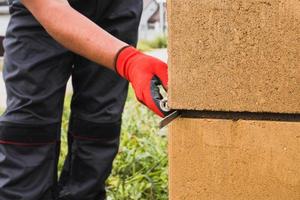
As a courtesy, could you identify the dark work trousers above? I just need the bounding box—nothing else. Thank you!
[0,0,143,199]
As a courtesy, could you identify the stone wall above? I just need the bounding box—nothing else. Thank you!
[167,0,300,199]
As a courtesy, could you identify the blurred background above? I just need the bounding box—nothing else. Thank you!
[0,1,169,199]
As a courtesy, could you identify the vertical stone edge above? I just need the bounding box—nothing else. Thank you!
[166,0,175,109]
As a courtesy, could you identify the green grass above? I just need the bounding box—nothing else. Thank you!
[137,36,167,52]
[60,87,168,200]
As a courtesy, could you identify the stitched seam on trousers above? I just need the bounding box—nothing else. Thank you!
[0,140,57,146]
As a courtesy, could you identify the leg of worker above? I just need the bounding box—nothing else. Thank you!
[0,1,73,199]
[58,0,143,199]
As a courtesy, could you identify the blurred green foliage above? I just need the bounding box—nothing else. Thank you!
[59,87,168,200]
[137,36,167,52]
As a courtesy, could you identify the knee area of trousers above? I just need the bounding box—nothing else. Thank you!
[0,122,60,145]
[69,118,121,142]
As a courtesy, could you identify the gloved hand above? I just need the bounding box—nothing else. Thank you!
[115,46,169,117]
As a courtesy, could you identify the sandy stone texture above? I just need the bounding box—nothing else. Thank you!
[169,118,300,200]
[167,0,300,113]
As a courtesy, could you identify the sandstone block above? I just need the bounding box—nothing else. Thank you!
[169,118,300,200]
[168,0,300,113]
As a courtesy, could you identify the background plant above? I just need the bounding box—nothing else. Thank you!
[137,35,167,52]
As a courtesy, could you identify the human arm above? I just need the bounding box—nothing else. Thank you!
[21,0,126,69]
[21,0,169,117]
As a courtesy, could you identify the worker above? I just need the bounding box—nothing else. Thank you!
[0,0,168,199]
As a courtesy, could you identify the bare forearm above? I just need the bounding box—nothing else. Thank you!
[21,0,127,70]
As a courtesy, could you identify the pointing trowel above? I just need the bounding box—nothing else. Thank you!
[159,98,181,129]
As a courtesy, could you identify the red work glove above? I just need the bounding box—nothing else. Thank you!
[115,46,169,117]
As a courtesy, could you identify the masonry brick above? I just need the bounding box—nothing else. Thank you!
[167,0,300,113]
[169,118,300,200]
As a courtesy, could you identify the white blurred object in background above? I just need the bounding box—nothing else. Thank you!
[0,1,8,109]
[0,1,9,36]
[139,0,167,40]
